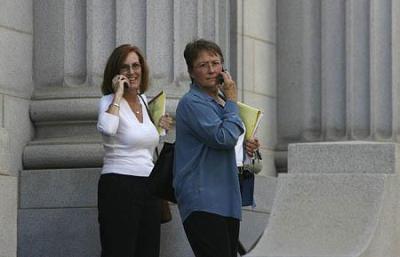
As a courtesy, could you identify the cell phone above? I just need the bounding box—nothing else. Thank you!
[217,68,225,84]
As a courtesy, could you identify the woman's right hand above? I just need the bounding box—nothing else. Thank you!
[159,113,173,131]
[245,137,260,157]
[112,74,128,98]
[219,71,237,102]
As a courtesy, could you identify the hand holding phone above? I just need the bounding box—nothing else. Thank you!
[124,81,129,88]
[218,70,237,102]
[217,68,225,84]
[112,74,129,96]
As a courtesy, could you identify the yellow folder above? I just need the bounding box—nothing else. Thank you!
[148,91,166,135]
[237,102,263,140]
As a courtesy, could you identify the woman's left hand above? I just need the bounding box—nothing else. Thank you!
[159,113,173,130]
[245,138,260,157]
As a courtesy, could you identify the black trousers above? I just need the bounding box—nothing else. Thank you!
[183,211,240,257]
[98,173,161,257]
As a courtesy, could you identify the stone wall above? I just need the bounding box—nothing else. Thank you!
[0,0,34,256]
[237,0,277,177]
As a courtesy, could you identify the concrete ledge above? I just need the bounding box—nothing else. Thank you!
[18,205,194,257]
[0,176,17,257]
[30,98,99,122]
[18,208,100,257]
[23,142,103,169]
[20,168,101,208]
[288,141,398,174]
[245,173,397,257]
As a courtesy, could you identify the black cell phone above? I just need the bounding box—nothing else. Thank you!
[217,68,225,84]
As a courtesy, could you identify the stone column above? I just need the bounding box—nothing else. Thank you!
[20,1,235,257]
[276,0,400,172]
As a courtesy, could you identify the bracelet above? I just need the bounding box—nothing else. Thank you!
[110,103,120,109]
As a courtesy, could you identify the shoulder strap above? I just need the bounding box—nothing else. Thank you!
[138,94,155,124]
[138,94,159,157]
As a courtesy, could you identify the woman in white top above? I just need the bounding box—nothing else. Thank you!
[97,44,172,257]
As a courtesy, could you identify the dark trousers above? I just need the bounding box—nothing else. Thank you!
[183,211,240,257]
[98,173,161,257]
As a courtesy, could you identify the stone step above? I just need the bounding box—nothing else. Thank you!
[19,167,277,257]
[20,168,101,209]
[18,207,100,257]
[288,141,399,174]
[245,173,398,257]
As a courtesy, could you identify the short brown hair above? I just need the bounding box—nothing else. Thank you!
[101,44,149,95]
[183,39,224,73]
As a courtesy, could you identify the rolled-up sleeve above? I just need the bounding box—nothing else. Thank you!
[97,96,120,136]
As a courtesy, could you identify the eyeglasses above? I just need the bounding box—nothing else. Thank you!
[193,60,222,71]
[120,62,141,74]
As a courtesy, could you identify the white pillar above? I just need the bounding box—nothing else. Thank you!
[277,0,399,172]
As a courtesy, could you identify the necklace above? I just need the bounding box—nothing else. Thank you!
[126,96,142,115]
[132,104,141,114]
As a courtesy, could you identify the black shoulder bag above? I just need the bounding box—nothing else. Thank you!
[139,94,176,223]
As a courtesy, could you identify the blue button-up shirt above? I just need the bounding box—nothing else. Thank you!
[173,84,244,222]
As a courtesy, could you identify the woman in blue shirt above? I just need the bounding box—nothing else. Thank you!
[174,39,252,257]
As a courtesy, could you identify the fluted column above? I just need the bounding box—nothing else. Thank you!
[33,0,232,95]
[27,0,234,169]
[277,0,399,172]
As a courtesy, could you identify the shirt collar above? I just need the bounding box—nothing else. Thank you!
[190,83,216,102]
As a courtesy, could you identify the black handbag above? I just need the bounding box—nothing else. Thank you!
[148,142,177,203]
[138,94,176,225]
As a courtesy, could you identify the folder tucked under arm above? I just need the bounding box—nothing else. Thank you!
[237,102,263,140]
[148,91,166,136]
